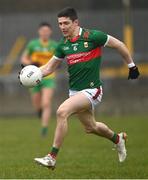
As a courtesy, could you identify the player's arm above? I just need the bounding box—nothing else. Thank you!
[21,41,40,67]
[40,56,62,77]
[40,40,65,77]
[40,40,64,77]
[105,35,133,64]
[105,35,140,79]
[21,51,40,67]
[21,51,32,66]
[21,40,33,67]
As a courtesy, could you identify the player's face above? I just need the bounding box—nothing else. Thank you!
[58,17,78,37]
[38,26,52,41]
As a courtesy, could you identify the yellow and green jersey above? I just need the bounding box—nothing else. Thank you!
[54,28,108,90]
[25,39,57,78]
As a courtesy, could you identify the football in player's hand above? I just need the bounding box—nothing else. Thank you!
[19,65,42,87]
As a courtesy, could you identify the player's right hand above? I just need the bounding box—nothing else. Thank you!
[128,66,140,79]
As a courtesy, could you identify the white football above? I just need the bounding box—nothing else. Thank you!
[20,65,42,87]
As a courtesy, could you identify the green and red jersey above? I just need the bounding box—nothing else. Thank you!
[54,28,108,90]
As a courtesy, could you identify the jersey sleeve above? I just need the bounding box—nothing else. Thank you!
[54,42,65,60]
[91,30,108,47]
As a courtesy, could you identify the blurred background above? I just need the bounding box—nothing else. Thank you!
[0,0,147,116]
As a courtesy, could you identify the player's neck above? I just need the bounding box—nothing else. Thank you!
[69,26,80,39]
[40,38,49,44]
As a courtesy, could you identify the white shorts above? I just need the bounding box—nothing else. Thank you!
[69,86,103,110]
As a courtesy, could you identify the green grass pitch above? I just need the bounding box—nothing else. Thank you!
[0,115,147,178]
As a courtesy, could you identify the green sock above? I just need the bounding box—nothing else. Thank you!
[111,133,119,144]
[41,127,48,136]
[50,147,59,158]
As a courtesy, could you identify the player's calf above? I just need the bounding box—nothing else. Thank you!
[84,121,114,139]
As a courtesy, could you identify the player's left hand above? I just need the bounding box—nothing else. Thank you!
[128,66,140,79]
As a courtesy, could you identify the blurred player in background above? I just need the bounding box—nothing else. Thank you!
[34,7,139,168]
[21,22,57,136]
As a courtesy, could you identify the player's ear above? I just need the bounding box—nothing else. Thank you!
[74,19,79,26]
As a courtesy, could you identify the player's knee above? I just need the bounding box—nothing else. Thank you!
[41,101,50,109]
[56,106,70,119]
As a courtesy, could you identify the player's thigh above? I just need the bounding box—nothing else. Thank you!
[77,110,96,130]
[57,92,92,117]
[41,88,54,107]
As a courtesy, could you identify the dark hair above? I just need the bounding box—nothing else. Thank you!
[38,22,52,29]
[57,7,78,21]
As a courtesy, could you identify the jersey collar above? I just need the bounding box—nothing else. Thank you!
[79,27,83,36]
[69,27,82,42]
[39,39,49,47]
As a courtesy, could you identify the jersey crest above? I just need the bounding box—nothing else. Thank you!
[83,30,90,40]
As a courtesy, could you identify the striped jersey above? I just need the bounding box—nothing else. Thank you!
[25,39,57,78]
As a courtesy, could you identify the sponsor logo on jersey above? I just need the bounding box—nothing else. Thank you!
[84,42,88,48]
[31,52,54,66]
[90,82,94,87]
[63,46,70,50]
[71,43,79,46]
[66,47,102,65]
